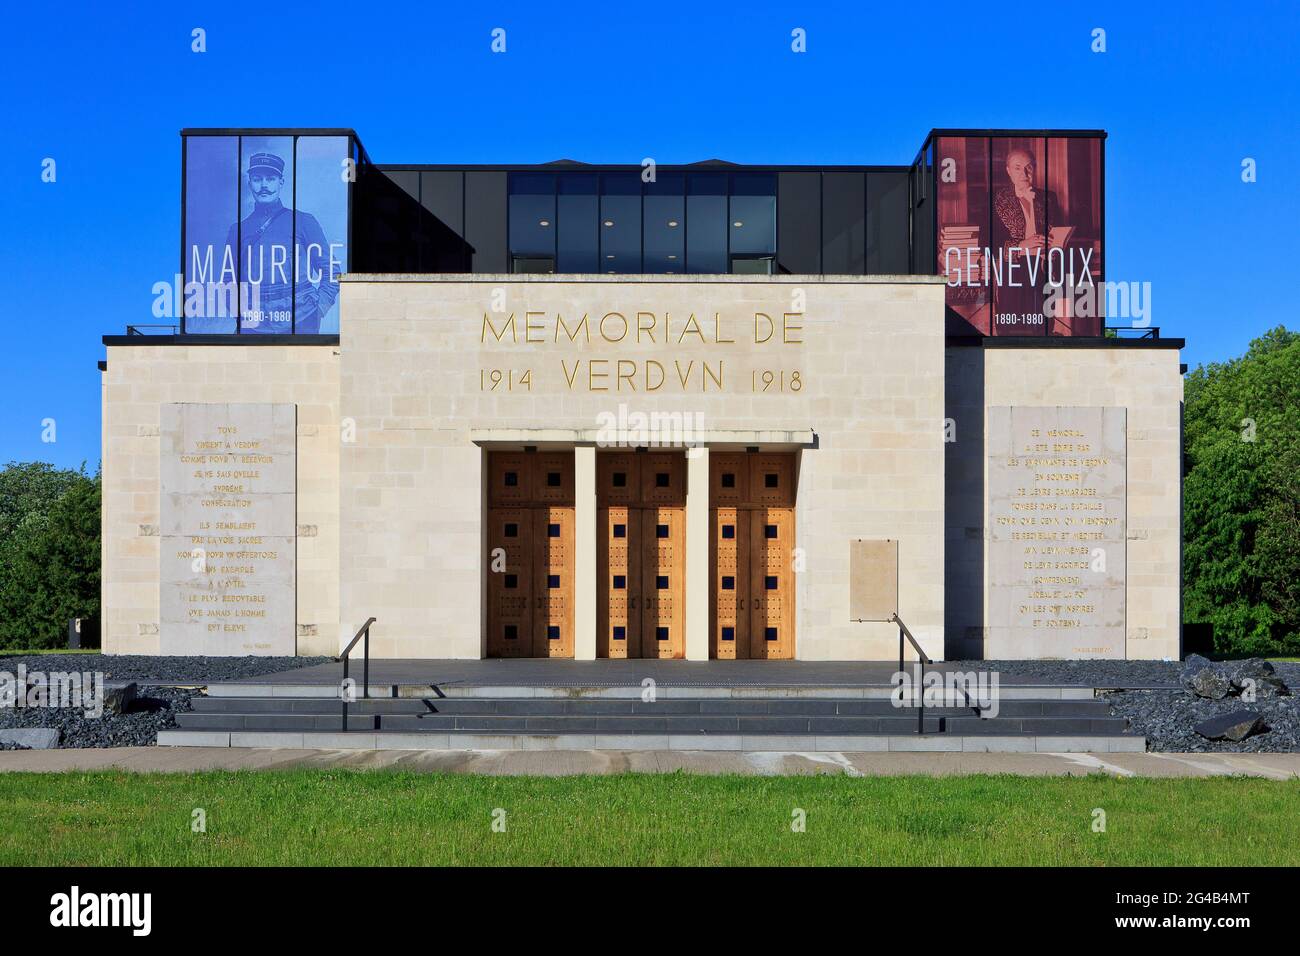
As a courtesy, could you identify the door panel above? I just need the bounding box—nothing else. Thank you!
[598,505,642,658]
[641,452,686,506]
[534,452,575,505]
[711,452,750,507]
[749,454,796,508]
[711,506,749,659]
[641,506,685,659]
[598,452,639,506]
[749,507,795,660]
[486,507,533,658]
[534,507,574,658]
[489,453,533,507]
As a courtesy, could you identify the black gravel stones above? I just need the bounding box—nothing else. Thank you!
[0,654,331,684]
[0,685,196,749]
[1105,689,1300,753]
[0,654,331,750]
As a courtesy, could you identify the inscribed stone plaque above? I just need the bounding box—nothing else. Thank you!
[849,539,898,622]
[986,406,1125,659]
[160,403,296,655]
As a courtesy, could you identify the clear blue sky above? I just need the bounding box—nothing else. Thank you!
[2,0,1296,471]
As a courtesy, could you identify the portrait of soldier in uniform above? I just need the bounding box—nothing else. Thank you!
[226,151,339,333]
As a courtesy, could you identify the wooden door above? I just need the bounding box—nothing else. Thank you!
[486,451,574,658]
[597,451,686,659]
[709,452,797,660]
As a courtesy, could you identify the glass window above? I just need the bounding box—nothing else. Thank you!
[557,174,598,273]
[822,172,865,274]
[1045,136,1104,336]
[990,137,1048,335]
[238,135,295,333]
[508,173,555,269]
[777,171,821,275]
[687,173,727,273]
[643,173,684,274]
[292,135,350,334]
[600,173,641,273]
[729,173,776,257]
[183,136,238,333]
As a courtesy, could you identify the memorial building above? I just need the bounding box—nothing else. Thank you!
[99,128,1185,662]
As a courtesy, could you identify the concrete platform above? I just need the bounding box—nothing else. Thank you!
[220,658,1107,689]
[206,681,1098,700]
[206,658,1101,702]
[1,747,1297,778]
[156,729,1145,753]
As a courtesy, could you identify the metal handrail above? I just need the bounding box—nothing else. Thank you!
[125,324,180,335]
[338,617,376,731]
[891,613,930,734]
[1104,325,1160,339]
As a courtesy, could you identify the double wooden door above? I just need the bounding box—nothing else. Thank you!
[710,453,797,659]
[486,451,575,658]
[597,452,686,659]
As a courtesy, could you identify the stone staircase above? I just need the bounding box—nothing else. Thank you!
[159,681,1144,753]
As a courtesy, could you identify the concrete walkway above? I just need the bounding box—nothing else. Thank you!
[0,747,1297,778]
[225,658,1140,688]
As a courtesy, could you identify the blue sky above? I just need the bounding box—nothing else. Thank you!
[1,0,1296,470]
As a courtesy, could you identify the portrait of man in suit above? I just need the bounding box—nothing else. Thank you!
[992,147,1063,257]
[990,145,1062,328]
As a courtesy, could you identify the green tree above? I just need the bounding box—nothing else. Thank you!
[1183,326,1300,655]
[0,462,101,649]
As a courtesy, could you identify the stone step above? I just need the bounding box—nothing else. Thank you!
[189,696,1114,717]
[204,682,1099,701]
[175,711,1130,736]
[157,729,1147,754]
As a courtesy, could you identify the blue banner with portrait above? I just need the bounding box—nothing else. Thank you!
[183,132,350,334]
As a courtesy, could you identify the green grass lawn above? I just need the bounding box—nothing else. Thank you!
[0,648,101,657]
[1,770,1297,866]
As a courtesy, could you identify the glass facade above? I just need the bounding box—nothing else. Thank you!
[174,128,1106,338]
[933,132,1105,336]
[182,131,355,334]
[505,171,780,276]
